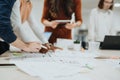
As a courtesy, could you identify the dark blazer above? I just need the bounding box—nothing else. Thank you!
[0,41,9,55]
[0,0,17,43]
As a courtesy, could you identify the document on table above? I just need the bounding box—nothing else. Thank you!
[10,60,93,80]
[53,50,100,58]
[8,50,99,60]
[9,50,99,80]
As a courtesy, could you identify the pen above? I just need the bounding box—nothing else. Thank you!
[41,45,47,49]
[0,64,15,66]
[70,13,75,24]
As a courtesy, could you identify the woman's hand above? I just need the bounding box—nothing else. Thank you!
[39,47,48,54]
[44,43,63,52]
[65,23,76,30]
[49,21,59,29]
[42,20,59,29]
[28,42,41,49]
[23,42,41,53]
[11,38,41,53]
[65,21,81,30]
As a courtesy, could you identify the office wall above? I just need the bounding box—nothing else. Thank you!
[82,0,120,32]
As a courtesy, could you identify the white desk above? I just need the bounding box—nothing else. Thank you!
[0,50,120,80]
[0,52,40,80]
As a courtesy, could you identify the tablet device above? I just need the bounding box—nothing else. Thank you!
[55,20,71,23]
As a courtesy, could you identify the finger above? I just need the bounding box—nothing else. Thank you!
[54,46,63,50]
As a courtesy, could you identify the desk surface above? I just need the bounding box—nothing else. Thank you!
[0,53,40,80]
[0,50,120,80]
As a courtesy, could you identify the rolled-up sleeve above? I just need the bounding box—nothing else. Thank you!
[41,0,50,23]
[74,0,82,22]
[0,0,17,43]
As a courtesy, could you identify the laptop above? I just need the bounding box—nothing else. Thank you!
[100,35,120,50]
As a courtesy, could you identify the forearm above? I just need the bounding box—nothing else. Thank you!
[11,38,27,50]
[11,38,41,52]
[27,13,48,43]
[42,19,52,27]
[74,21,82,27]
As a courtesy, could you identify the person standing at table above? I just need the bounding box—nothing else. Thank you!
[0,0,41,53]
[41,0,82,44]
[88,0,115,42]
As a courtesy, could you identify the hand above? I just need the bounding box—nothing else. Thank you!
[65,23,76,30]
[49,21,59,29]
[42,43,51,49]
[22,47,38,53]
[28,42,41,49]
[22,42,41,53]
[50,45,63,51]
[39,47,48,54]
[11,38,41,53]
[43,43,63,52]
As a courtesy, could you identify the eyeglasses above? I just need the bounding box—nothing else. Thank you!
[104,1,113,5]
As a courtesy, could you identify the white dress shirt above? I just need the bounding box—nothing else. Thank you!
[88,8,115,42]
[10,0,48,43]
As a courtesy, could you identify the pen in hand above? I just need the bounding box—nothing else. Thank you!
[41,45,47,49]
[39,45,48,54]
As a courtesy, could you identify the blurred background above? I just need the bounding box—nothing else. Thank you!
[31,0,120,41]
